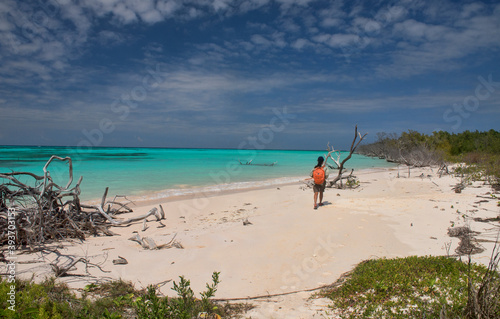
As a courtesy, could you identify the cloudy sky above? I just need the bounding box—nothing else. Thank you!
[1,0,499,150]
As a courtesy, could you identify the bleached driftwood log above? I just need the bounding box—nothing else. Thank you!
[0,156,165,249]
[128,233,183,250]
[93,205,165,226]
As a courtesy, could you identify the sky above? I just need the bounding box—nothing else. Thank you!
[0,0,499,150]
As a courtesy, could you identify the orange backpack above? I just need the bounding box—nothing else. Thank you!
[313,167,325,184]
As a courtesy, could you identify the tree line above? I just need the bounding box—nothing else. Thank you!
[357,129,500,180]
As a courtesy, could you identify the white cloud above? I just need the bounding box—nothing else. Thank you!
[6,59,52,80]
[239,41,255,51]
[299,91,468,114]
[111,2,138,23]
[159,70,289,95]
[139,8,163,24]
[348,4,363,18]
[291,38,311,49]
[393,19,450,42]
[39,41,66,61]
[0,18,14,32]
[212,0,232,12]
[352,17,381,34]
[59,2,93,35]
[311,33,330,43]
[127,0,155,14]
[374,6,408,24]
[156,0,180,17]
[281,19,301,32]
[321,17,342,28]
[318,0,345,19]
[98,30,126,45]
[327,33,360,48]
[393,19,426,39]
[271,32,287,48]
[188,7,201,18]
[277,0,316,9]
[124,0,163,23]
[379,3,500,78]
[239,0,271,14]
[251,34,272,46]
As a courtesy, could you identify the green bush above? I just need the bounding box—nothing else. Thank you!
[134,271,222,319]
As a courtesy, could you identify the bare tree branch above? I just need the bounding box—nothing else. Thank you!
[326,125,367,187]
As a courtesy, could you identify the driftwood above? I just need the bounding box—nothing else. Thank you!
[325,125,367,187]
[0,156,165,249]
[302,125,366,189]
[93,205,165,226]
[302,126,366,190]
[112,256,128,265]
[438,163,450,177]
[50,257,110,277]
[128,233,183,250]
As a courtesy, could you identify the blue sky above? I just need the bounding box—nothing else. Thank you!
[0,0,499,150]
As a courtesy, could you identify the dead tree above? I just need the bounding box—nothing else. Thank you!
[0,156,165,250]
[324,125,367,188]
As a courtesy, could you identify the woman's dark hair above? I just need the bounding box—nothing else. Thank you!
[315,156,324,168]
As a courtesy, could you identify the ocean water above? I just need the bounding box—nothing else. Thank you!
[0,146,394,201]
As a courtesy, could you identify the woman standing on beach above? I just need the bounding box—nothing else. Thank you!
[311,156,328,210]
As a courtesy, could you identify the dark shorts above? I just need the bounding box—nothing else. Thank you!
[313,182,326,193]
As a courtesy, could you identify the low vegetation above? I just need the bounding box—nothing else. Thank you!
[320,255,500,319]
[0,272,248,318]
[4,254,498,318]
[0,276,136,318]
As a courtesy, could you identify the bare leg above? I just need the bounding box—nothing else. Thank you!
[314,192,318,208]
[319,192,323,205]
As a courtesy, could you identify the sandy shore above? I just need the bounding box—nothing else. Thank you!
[11,166,500,318]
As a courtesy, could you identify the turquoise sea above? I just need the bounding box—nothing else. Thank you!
[0,146,395,201]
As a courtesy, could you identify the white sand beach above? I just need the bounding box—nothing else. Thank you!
[13,166,500,318]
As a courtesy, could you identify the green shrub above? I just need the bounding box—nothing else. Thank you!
[0,277,140,318]
[0,277,81,318]
[134,271,222,319]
